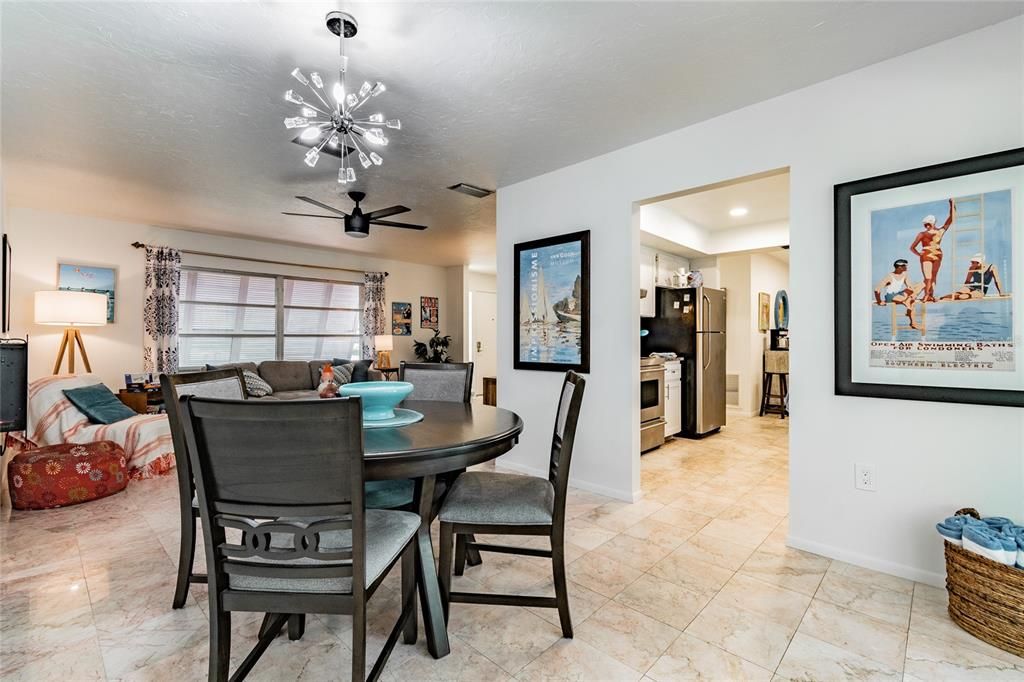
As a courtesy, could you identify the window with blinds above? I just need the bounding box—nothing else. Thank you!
[178,268,362,368]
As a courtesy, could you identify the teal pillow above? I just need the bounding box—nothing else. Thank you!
[63,384,138,425]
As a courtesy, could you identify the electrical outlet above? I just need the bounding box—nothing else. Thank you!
[855,463,877,492]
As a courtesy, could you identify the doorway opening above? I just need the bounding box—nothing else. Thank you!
[635,167,791,551]
[468,289,497,400]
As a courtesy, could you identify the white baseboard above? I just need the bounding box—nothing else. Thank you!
[496,459,639,502]
[787,534,945,588]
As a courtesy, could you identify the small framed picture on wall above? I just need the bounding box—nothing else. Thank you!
[420,296,439,330]
[58,263,117,323]
[392,302,412,336]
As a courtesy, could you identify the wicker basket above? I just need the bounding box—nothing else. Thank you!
[943,507,1024,658]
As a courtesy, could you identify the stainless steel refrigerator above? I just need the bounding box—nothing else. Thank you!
[640,287,726,437]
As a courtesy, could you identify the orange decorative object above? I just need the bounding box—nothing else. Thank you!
[318,363,338,399]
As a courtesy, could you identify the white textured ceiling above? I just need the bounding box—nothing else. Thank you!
[3,2,1020,268]
[655,172,791,232]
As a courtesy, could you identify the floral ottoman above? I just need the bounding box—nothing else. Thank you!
[8,441,128,510]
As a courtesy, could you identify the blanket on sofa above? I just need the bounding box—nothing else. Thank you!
[24,374,175,479]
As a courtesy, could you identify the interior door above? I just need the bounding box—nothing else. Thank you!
[470,290,497,396]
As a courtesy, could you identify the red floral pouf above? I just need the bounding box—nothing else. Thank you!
[8,441,128,510]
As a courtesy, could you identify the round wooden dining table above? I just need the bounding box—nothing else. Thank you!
[363,400,523,659]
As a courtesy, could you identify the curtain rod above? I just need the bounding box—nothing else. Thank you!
[130,242,387,277]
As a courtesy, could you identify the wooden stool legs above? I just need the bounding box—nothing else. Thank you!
[760,371,789,418]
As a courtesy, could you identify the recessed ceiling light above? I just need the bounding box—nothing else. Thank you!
[729,207,748,217]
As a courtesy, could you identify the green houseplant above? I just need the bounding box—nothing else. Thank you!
[413,330,452,363]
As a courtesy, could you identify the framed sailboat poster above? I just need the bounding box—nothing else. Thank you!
[514,230,590,373]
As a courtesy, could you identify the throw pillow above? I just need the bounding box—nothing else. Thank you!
[332,363,354,386]
[332,358,373,382]
[242,370,273,397]
[63,384,138,425]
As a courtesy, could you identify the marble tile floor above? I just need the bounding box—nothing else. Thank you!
[3,414,1024,680]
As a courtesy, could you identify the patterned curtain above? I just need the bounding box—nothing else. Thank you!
[362,272,386,360]
[142,246,181,374]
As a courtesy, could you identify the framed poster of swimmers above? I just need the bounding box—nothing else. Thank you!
[835,147,1023,407]
[514,229,590,373]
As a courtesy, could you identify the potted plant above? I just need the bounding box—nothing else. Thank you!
[412,330,452,363]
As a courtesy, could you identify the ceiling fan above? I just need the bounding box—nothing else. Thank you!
[282,191,427,238]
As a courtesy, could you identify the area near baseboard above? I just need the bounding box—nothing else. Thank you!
[496,459,640,502]
[787,533,946,588]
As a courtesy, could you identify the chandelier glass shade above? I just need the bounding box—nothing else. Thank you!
[284,12,399,185]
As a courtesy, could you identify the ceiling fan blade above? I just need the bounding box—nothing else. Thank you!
[370,219,428,231]
[296,196,348,217]
[363,205,411,220]
[281,212,346,220]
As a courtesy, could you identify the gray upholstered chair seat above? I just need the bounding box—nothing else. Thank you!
[440,471,554,526]
[228,509,419,594]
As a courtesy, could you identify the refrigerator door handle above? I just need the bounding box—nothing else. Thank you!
[702,333,711,370]
[701,293,710,333]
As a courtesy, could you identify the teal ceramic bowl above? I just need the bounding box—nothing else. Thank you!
[339,381,414,421]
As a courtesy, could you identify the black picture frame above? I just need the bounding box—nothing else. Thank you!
[514,230,590,373]
[1,234,11,334]
[835,146,1024,407]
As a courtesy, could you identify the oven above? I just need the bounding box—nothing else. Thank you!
[640,357,666,452]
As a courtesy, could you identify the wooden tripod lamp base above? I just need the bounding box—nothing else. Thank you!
[34,290,108,376]
[53,327,93,375]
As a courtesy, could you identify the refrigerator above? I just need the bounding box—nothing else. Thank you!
[640,287,726,437]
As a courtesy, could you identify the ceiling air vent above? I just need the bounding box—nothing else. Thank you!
[447,183,494,199]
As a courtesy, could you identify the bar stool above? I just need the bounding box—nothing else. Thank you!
[760,350,789,419]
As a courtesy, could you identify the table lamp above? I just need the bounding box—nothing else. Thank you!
[374,334,394,369]
[35,290,107,374]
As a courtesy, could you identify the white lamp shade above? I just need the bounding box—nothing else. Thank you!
[35,291,108,326]
[374,334,394,351]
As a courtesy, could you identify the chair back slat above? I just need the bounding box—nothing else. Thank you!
[180,396,366,596]
[399,362,474,403]
[547,372,586,523]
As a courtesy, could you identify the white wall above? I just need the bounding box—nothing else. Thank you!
[498,17,1024,583]
[5,207,452,389]
[719,254,752,409]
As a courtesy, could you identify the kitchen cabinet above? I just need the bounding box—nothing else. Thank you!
[656,252,689,288]
[639,246,656,318]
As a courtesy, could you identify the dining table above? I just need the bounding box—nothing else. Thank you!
[363,399,523,659]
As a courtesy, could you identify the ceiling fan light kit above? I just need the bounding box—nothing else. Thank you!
[284,11,398,185]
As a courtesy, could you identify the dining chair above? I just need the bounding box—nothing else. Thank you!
[180,395,419,682]
[370,362,475,512]
[160,368,247,610]
[398,361,474,403]
[437,371,586,637]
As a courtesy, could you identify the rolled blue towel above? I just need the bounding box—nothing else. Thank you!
[963,523,1016,565]
[936,515,985,545]
[982,516,1013,528]
[1002,524,1024,568]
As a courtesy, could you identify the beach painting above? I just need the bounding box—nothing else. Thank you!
[58,263,116,323]
[392,302,412,336]
[514,230,590,373]
[869,189,1013,371]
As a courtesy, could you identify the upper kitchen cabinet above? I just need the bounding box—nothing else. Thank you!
[656,252,689,288]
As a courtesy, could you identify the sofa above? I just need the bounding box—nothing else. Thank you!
[208,360,382,400]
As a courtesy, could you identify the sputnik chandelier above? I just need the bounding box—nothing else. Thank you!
[283,11,399,184]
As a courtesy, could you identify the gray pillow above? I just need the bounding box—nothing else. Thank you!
[332,364,354,386]
[242,370,273,397]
